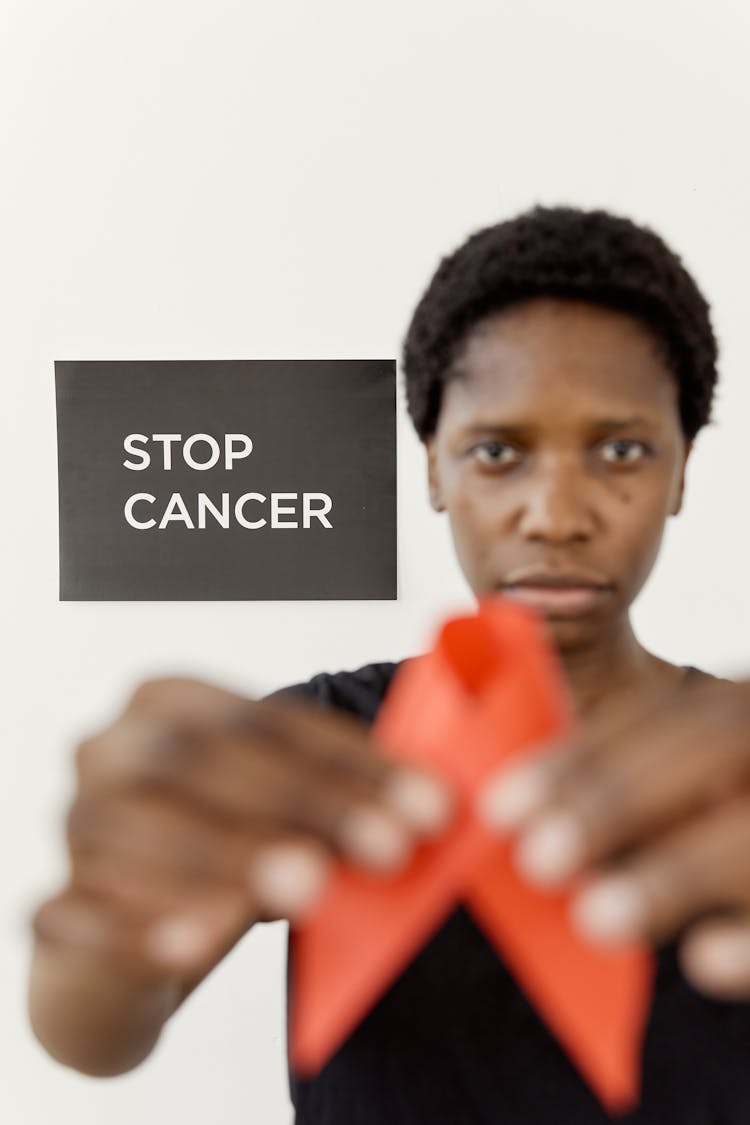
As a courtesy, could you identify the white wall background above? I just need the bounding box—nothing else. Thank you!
[3,1,749,1121]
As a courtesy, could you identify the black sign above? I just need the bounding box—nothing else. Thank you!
[55,360,397,600]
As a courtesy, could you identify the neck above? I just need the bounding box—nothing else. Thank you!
[553,613,680,719]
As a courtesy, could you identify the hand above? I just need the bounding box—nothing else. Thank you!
[475,676,750,999]
[31,677,453,984]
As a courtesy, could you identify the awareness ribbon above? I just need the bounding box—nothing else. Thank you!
[289,594,655,1114]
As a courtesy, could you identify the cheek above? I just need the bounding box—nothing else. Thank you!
[444,485,500,581]
[610,489,672,596]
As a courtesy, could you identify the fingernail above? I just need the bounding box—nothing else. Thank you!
[384,770,454,835]
[340,806,412,871]
[476,764,550,831]
[571,877,646,943]
[250,845,330,918]
[685,930,750,982]
[515,812,584,884]
[146,918,211,965]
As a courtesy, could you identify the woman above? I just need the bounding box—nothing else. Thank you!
[29,206,750,1123]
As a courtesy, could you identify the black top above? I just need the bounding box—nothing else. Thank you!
[270,660,750,1124]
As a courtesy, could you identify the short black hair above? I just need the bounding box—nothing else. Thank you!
[401,205,718,443]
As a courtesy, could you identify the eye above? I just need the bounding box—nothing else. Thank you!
[469,441,520,467]
[599,439,652,465]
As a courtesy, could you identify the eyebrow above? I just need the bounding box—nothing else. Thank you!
[457,416,657,437]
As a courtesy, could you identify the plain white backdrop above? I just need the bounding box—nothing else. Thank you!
[2,1,749,1121]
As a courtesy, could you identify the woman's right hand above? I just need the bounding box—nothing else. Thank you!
[30,676,454,985]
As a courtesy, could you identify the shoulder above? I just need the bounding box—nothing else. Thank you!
[682,664,737,687]
[262,658,414,724]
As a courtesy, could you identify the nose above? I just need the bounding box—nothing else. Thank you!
[516,459,597,543]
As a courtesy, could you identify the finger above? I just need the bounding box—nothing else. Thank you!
[127,676,390,786]
[476,682,676,830]
[37,836,332,980]
[123,676,453,832]
[567,793,750,946]
[228,696,455,835]
[84,675,396,793]
[67,792,332,915]
[75,675,272,793]
[101,736,414,871]
[482,682,750,885]
[73,835,331,927]
[30,885,255,980]
[679,913,750,999]
[124,675,253,724]
[76,716,451,871]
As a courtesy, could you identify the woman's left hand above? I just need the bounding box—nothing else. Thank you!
[475,675,750,998]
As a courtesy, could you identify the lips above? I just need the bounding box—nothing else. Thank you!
[499,568,614,618]
[502,567,612,589]
[500,585,611,617]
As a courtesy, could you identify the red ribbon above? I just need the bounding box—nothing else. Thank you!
[289,594,655,1114]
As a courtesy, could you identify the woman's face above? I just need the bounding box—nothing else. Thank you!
[424,296,692,649]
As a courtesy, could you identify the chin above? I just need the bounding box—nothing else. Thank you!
[511,607,602,644]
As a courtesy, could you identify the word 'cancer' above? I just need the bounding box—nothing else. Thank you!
[124,492,333,530]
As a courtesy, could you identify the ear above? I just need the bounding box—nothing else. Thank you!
[424,437,445,513]
[671,441,693,516]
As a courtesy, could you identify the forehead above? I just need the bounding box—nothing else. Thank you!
[440,296,680,430]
